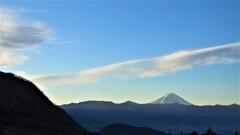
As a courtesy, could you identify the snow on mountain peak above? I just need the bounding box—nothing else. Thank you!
[151,93,192,105]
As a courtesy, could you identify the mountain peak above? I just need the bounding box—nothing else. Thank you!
[151,93,192,105]
[165,93,177,96]
[122,101,138,105]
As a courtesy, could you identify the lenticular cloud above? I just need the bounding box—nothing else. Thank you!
[30,42,240,86]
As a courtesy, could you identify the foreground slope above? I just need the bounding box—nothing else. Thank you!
[100,123,166,135]
[0,72,88,135]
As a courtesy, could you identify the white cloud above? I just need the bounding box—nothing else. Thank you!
[27,43,240,86]
[0,7,53,68]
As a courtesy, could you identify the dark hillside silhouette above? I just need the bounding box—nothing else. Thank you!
[0,71,92,135]
[100,123,167,135]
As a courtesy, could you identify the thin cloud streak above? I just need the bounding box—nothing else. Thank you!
[31,43,240,86]
[45,40,77,45]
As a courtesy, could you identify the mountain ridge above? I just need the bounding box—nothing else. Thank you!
[61,100,239,107]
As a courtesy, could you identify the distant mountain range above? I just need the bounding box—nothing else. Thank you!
[0,72,96,135]
[61,98,240,135]
[62,93,192,108]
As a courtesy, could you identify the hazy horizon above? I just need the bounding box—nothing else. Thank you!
[1,0,239,106]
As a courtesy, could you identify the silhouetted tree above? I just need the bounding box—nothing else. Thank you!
[207,128,212,135]
[235,131,239,135]
[168,130,172,135]
[189,131,199,135]
[202,128,217,135]
[180,131,183,135]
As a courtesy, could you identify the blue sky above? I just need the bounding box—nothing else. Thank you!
[0,0,239,105]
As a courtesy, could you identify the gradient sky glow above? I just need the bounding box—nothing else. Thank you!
[0,0,239,105]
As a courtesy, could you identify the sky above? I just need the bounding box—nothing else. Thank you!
[0,0,239,105]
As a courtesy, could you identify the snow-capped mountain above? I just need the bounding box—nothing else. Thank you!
[151,93,192,105]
